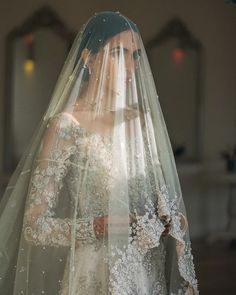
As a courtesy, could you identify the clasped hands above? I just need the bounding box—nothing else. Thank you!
[93,213,171,238]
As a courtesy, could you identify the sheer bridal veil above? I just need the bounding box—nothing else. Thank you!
[0,11,198,295]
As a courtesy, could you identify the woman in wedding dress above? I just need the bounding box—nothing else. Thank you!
[0,11,198,295]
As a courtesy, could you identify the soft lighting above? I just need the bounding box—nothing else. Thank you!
[24,59,34,75]
[172,48,186,64]
[23,33,35,75]
[23,34,33,45]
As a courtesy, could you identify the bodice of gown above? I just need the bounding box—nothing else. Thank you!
[67,131,113,219]
[22,112,198,295]
[67,120,153,219]
[23,111,156,247]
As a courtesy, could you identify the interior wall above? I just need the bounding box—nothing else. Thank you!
[0,0,235,238]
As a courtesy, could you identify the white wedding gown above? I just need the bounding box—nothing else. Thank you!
[24,112,168,294]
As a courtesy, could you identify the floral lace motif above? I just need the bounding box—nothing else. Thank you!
[23,113,96,247]
[109,186,198,295]
[23,112,198,294]
[157,186,198,294]
[130,207,165,255]
[109,242,167,295]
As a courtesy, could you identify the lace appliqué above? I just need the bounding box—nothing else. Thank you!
[23,115,96,247]
[157,185,199,294]
[109,243,145,294]
[109,241,167,295]
[130,210,165,255]
[109,185,198,295]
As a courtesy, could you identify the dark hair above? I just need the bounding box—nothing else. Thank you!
[74,11,139,79]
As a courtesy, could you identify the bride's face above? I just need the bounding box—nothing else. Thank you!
[84,30,141,97]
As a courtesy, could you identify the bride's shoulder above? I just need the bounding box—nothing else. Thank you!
[47,112,78,132]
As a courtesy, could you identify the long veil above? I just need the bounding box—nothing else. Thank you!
[0,11,198,295]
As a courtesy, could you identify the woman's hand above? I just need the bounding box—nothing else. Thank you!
[161,213,188,236]
[160,216,172,236]
[93,214,136,238]
[162,221,171,235]
[93,216,108,238]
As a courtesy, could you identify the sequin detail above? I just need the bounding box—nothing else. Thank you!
[23,112,198,294]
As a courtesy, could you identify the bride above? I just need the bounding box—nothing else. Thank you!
[0,11,198,295]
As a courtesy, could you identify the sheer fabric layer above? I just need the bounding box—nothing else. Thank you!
[0,11,198,295]
[20,112,197,294]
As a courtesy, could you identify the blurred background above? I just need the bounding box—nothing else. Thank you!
[0,0,235,294]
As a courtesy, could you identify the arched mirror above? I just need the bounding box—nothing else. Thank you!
[3,6,75,173]
[147,17,204,163]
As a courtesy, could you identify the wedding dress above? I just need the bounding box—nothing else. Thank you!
[34,112,166,295]
[0,11,198,295]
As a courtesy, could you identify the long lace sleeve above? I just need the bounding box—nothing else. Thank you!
[23,114,96,247]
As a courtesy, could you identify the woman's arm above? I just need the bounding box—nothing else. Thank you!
[23,114,96,247]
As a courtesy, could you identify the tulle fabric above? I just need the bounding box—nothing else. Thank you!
[0,11,198,295]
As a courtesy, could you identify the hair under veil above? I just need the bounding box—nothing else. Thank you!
[0,11,198,295]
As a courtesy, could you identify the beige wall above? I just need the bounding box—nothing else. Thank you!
[0,0,235,238]
[1,0,236,168]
